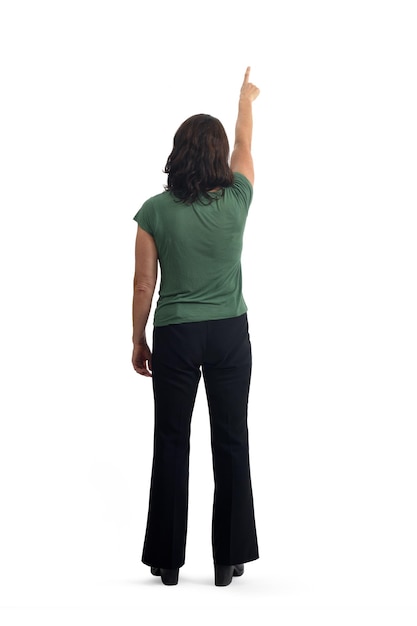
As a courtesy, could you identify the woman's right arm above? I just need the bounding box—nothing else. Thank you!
[230,67,260,186]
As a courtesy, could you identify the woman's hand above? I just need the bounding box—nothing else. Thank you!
[240,66,260,103]
[132,342,153,377]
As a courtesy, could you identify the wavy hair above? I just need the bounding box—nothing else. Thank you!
[164,114,234,204]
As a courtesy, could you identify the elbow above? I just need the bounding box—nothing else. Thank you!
[134,282,155,295]
[233,140,251,152]
[133,276,156,294]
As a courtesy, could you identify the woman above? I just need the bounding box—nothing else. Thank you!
[132,67,260,586]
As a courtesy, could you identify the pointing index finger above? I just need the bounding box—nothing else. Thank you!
[243,66,251,85]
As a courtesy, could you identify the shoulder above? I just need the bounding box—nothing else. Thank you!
[133,190,174,228]
[139,189,171,212]
[232,172,253,193]
[133,191,164,236]
[224,172,253,210]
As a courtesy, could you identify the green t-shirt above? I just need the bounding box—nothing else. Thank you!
[133,172,253,327]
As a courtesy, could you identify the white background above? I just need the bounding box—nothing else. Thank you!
[0,0,416,624]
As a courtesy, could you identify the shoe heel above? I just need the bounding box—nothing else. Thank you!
[160,568,179,585]
[215,565,234,586]
[233,564,244,577]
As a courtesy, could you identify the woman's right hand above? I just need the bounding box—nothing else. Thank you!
[240,66,260,103]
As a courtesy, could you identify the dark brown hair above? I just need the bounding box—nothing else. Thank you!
[164,114,234,204]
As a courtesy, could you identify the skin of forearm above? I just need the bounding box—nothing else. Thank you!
[132,286,154,345]
[234,97,253,149]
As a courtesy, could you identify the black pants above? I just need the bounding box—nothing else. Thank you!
[142,313,259,569]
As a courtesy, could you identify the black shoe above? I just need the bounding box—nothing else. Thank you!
[150,566,179,585]
[214,563,244,586]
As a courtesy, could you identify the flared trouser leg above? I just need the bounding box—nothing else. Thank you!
[203,315,259,565]
[141,324,202,569]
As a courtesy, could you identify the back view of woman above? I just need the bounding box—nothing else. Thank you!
[132,67,260,586]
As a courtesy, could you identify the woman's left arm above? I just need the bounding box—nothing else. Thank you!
[132,226,158,376]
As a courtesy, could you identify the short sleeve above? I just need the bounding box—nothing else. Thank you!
[229,172,254,212]
[133,198,154,236]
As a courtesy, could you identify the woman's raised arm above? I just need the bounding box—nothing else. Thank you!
[230,67,260,186]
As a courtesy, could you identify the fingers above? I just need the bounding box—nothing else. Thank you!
[132,345,153,376]
[139,358,152,376]
[140,359,152,376]
[243,66,251,85]
[240,69,260,102]
[132,356,152,376]
[136,363,152,377]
